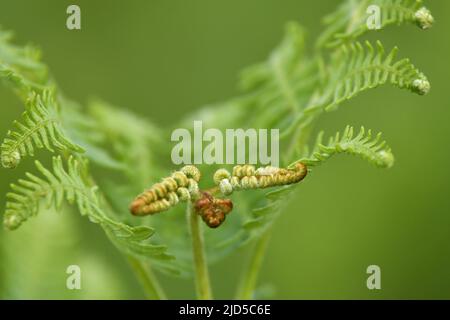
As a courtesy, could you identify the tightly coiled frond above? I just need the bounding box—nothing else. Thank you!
[130,165,201,216]
[194,192,233,228]
[295,126,394,169]
[306,41,430,114]
[213,163,307,196]
[0,90,84,169]
[317,0,433,48]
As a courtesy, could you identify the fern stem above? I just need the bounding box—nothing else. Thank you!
[235,230,271,300]
[127,256,167,300]
[187,203,213,300]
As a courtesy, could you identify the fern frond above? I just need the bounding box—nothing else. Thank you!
[238,22,319,129]
[3,156,175,267]
[317,0,433,48]
[0,64,47,98]
[305,41,430,114]
[293,126,394,169]
[0,90,84,169]
[86,99,165,188]
[0,27,48,95]
[220,125,394,248]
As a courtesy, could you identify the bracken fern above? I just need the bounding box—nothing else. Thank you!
[0,0,434,299]
[0,90,84,168]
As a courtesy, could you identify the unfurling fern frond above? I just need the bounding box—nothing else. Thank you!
[0,27,48,95]
[0,90,84,169]
[3,156,175,267]
[317,0,433,48]
[305,41,430,114]
[227,125,393,247]
[0,64,47,98]
[238,22,319,129]
[294,126,394,169]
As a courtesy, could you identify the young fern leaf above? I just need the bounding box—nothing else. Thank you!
[223,126,394,248]
[0,28,48,96]
[293,126,394,169]
[317,0,433,48]
[0,28,46,72]
[86,99,166,188]
[0,64,47,98]
[305,41,430,114]
[0,90,84,169]
[3,156,175,268]
[238,22,319,129]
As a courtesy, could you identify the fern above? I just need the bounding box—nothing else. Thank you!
[237,22,319,131]
[0,90,84,169]
[0,28,83,169]
[317,0,433,48]
[0,0,435,299]
[0,64,47,98]
[295,126,394,169]
[3,156,175,270]
[86,99,166,189]
[305,41,429,114]
[0,27,48,97]
[224,126,393,249]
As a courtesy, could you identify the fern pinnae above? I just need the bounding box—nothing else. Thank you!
[304,41,430,114]
[293,126,394,169]
[3,155,175,264]
[0,90,84,169]
[317,0,434,48]
[0,64,47,98]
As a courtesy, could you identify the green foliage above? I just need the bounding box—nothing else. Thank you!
[86,99,166,189]
[317,0,432,48]
[0,27,48,96]
[305,41,430,114]
[238,23,319,130]
[3,156,175,271]
[0,28,84,169]
[296,126,394,169]
[0,90,84,169]
[0,0,434,296]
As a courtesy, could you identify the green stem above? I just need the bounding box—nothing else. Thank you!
[235,230,271,300]
[127,256,167,300]
[187,203,213,300]
[235,123,312,299]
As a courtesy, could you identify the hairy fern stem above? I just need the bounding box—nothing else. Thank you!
[187,203,213,300]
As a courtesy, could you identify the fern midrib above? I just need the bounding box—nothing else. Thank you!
[383,3,418,20]
[3,116,59,154]
[10,180,97,216]
[332,62,408,90]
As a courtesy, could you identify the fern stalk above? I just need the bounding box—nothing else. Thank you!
[235,230,271,299]
[187,203,213,300]
[0,0,434,299]
[127,256,167,300]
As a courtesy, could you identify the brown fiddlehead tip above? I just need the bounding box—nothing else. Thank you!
[194,191,233,228]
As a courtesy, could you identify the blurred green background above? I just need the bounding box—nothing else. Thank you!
[1,0,449,299]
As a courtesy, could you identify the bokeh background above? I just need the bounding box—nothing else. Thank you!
[0,0,449,299]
